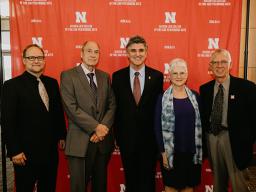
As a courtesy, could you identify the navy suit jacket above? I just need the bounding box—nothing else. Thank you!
[112,66,163,155]
[200,75,256,170]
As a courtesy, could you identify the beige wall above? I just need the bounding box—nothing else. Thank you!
[240,0,256,83]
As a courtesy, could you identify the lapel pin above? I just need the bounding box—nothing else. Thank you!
[148,76,151,80]
[230,95,235,99]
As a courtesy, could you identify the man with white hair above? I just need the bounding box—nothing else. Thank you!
[200,48,256,192]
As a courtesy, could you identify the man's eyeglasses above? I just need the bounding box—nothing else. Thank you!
[24,56,45,62]
[211,60,229,65]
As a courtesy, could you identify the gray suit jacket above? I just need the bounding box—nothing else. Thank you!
[60,65,116,157]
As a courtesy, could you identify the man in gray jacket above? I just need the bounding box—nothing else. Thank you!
[60,41,116,192]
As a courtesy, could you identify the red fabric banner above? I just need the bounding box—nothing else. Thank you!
[10,0,241,191]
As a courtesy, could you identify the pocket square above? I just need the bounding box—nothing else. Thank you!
[230,95,235,99]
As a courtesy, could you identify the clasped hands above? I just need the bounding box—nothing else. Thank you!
[90,124,109,143]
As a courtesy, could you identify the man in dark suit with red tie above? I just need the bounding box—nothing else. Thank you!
[112,35,163,192]
[200,48,256,192]
[1,44,66,192]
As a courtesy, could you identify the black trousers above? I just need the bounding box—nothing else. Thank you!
[14,160,58,192]
[120,149,157,192]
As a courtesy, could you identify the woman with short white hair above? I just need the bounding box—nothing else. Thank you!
[155,58,202,192]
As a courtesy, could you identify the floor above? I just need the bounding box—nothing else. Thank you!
[1,126,256,192]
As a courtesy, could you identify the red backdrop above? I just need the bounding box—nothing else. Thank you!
[10,0,241,191]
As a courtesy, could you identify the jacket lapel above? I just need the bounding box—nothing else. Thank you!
[227,76,236,124]
[139,66,150,105]
[125,67,137,105]
[95,69,103,108]
[76,65,97,105]
[206,81,215,119]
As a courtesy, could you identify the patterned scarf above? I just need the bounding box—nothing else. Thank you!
[161,85,202,168]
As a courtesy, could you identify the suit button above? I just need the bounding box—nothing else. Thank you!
[96,111,99,114]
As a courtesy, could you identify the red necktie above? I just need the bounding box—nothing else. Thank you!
[133,72,141,105]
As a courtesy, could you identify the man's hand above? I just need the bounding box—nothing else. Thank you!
[95,124,109,137]
[59,139,66,150]
[162,152,170,170]
[12,152,27,166]
[90,133,104,143]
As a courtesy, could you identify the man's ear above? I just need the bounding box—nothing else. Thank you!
[229,62,232,70]
[22,58,26,65]
[208,63,213,74]
[80,52,83,61]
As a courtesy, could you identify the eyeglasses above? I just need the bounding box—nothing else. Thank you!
[171,72,187,78]
[24,56,45,62]
[211,60,229,65]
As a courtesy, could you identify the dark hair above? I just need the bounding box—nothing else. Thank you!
[126,35,148,49]
[22,44,44,58]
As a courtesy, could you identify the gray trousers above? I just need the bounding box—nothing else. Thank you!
[207,131,249,192]
[67,143,110,192]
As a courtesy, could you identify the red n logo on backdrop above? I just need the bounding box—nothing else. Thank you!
[10,0,241,191]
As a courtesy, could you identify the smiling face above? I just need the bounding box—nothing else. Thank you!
[170,64,188,87]
[23,46,45,77]
[126,43,147,70]
[210,51,232,82]
[81,41,100,69]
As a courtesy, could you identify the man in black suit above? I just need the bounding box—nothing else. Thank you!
[200,48,256,192]
[112,35,163,192]
[1,44,66,192]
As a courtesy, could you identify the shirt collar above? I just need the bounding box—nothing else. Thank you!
[24,71,43,82]
[129,65,145,77]
[81,63,95,75]
[215,74,230,91]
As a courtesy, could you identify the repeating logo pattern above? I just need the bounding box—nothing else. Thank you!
[10,1,242,191]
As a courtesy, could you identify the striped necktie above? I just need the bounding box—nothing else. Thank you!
[37,78,49,111]
[87,73,97,97]
[210,84,224,135]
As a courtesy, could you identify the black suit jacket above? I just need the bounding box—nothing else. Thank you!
[112,66,163,155]
[200,75,256,170]
[1,71,66,164]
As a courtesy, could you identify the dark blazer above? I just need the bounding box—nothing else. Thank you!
[200,75,256,170]
[1,71,66,164]
[112,66,163,155]
[60,65,116,157]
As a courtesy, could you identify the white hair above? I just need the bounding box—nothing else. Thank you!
[168,58,188,73]
[210,48,232,63]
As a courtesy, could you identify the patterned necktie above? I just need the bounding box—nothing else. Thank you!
[38,78,49,111]
[133,72,141,105]
[210,84,224,135]
[87,73,97,97]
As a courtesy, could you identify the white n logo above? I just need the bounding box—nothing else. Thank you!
[120,37,129,49]
[164,63,170,74]
[32,37,43,47]
[120,184,126,192]
[208,38,219,49]
[205,185,213,192]
[75,11,87,23]
[165,12,176,24]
